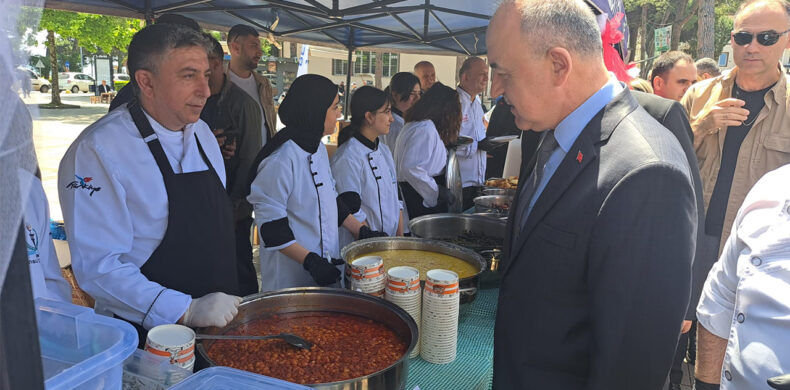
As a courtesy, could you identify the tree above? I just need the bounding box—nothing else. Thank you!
[697,0,715,58]
[19,8,139,106]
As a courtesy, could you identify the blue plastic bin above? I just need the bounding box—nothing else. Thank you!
[36,298,138,390]
[170,367,311,390]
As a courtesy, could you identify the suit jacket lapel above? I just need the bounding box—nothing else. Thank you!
[503,88,640,276]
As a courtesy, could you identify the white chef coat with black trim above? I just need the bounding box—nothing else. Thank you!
[20,169,71,302]
[58,105,226,329]
[456,87,487,188]
[394,119,447,208]
[248,140,340,292]
[696,163,790,389]
[331,136,401,248]
[381,111,405,154]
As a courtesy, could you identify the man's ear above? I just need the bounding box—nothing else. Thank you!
[547,47,572,87]
[135,70,156,99]
[652,75,664,92]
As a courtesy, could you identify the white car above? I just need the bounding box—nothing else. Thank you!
[17,68,51,93]
[58,72,95,93]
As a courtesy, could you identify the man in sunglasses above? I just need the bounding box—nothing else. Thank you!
[681,0,790,389]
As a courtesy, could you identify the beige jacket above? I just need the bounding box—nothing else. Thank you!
[226,68,277,139]
[681,65,790,254]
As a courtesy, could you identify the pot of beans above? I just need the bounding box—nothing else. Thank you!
[196,287,418,389]
[341,237,487,303]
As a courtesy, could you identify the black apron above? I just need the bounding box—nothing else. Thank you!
[399,174,448,219]
[125,101,240,347]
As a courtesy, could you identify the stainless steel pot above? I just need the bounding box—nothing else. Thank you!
[482,187,516,197]
[341,237,486,303]
[409,214,505,289]
[196,287,418,390]
[473,195,513,215]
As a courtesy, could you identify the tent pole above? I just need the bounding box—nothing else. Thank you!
[145,0,154,25]
[343,27,354,118]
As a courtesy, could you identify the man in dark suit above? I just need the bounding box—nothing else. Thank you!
[97,80,113,94]
[487,1,697,389]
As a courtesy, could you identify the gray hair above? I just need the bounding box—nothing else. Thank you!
[127,23,212,92]
[736,0,790,24]
[695,58,721,77]
[507,0,603,59]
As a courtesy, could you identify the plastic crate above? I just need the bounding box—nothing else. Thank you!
[36,298,137,390]
[170,367,311,390]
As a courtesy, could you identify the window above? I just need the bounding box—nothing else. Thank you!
[331,51,399,77]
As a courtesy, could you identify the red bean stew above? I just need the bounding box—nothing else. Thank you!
[207,312,408,384]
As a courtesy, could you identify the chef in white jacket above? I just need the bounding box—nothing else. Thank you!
[331,86,404,248]
[247,75,387,292]
[456,57,501,210]
[380,72,422,152]
[58,24,241,345]
[394,83,462,219]
[21,168,71,303]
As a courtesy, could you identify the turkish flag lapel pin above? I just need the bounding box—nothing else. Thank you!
[576,151,583,164]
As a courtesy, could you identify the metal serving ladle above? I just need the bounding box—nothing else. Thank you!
[196,332,313,350]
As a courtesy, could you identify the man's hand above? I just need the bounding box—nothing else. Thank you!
[681,320,693,334]
[221,139,236,160]
[694,98,749,138]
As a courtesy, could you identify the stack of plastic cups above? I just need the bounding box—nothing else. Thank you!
[420,269,460,364]
[348,256,386,298]
[384,266,422,358]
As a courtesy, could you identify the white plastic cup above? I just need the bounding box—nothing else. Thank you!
[144,324,196,371]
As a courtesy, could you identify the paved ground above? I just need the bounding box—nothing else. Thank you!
[24,90,110,221]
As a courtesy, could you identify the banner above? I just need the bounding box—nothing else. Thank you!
[654,26,672,54]
[296,44,310,77]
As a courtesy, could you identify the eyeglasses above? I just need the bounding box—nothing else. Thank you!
[732,28,790,46]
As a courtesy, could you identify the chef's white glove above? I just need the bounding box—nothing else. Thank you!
[182,292,242,328]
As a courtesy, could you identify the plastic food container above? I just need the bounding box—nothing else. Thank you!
[36,297,138,390]
[170,366,311,389]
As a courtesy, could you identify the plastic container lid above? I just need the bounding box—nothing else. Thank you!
[36,297,138,390]
[170,366,311,389]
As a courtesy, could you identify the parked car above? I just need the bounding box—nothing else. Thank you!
[113,73,130,89]
[17,67,51,93]
[58,72,94,93]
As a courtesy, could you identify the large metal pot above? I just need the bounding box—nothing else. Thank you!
[409,214,505,288]
[341,237,485,303]
[196,288,418,390]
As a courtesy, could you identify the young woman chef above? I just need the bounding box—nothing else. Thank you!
[380,72,422,152]
[247,75,387,292]
[331,86,404,248]
[394,83,462,219]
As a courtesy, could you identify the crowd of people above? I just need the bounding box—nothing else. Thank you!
[15,0,790,389]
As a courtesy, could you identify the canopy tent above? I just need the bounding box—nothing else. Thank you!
[44,0,627,57]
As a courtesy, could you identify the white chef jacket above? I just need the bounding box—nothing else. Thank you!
[20,169,71,303]
[248,140,340,292]
[394,119,447,208]
[456,87,487,188]
[380,111,405,153]
[331,136,402,248]
[58,105,226,329]
[696,163,790,389]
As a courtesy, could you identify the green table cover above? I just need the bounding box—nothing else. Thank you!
[405,288,498,390]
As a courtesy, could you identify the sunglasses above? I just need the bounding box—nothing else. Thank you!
[732,28,790,46]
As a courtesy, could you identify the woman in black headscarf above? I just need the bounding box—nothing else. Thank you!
[247,74,385,292]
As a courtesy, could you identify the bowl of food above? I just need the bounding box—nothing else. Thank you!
[482,187,516,197]
[196,288,417,390]
[341,237,486,303]
[473,195,513,215]
[484,176,518,190]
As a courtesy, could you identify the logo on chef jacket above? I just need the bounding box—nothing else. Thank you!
[66,174,102,196]
[462,114,469,123]
[25,223,40,264]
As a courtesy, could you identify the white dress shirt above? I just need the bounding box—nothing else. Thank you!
[394,119,447,208]
[20,169,71,302]
[381,111,405,153]
[697,163,790,389]
[58,105,226,329]
[331,136,402,248]
[456,87,487,187]
[248,141,340,292]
